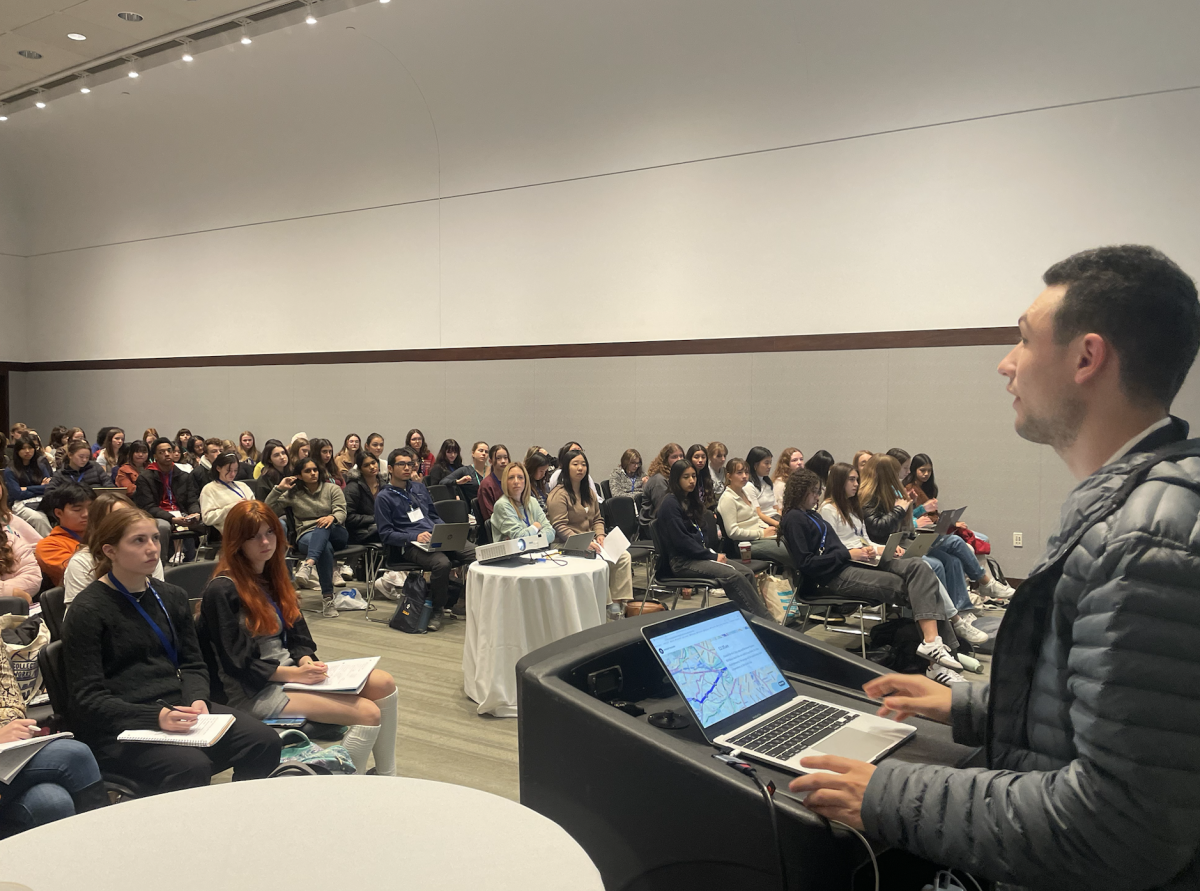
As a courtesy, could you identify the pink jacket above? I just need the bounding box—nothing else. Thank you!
[1,517,43,599]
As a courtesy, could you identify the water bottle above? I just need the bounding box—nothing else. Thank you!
[607,602,624,623]
[417,598,434,632]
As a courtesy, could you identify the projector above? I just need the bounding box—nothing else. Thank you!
[476,530,552,564]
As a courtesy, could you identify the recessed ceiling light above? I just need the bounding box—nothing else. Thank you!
[0,116,7,122]
[18,50,43,60]
[182,50,193,62]
[128,69,139,78]
[117,12,144,22]
[35,96,47,109]
[67,33,87,41]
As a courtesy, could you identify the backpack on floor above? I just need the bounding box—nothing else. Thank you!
[863,618,928,674]
[276,730,356,775]
[388,572,429,634]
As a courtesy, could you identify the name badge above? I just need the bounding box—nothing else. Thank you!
[408,507,424,523]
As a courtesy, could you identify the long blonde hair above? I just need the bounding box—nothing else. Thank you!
[502,462,533,509]
[858,455,910,523]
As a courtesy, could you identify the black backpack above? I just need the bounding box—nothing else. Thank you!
[862,618,928,673]
[388,572,429,634]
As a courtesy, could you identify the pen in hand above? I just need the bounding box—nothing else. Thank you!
[156,699,187,713]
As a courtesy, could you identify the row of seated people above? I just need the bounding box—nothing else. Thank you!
[0,497,398,836]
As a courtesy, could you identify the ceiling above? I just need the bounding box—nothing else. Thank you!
[0,0,274,95]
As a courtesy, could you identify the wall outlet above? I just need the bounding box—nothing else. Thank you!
[1013,532,1023,548]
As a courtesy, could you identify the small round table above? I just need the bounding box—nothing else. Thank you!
[0,776,603,891]
[463,554,609,717]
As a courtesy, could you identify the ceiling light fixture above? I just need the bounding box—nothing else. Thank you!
[18,50,43,60]
[240,23,252,45]
[179,38,194,62]
[125,56,140,78]
[305,3,317,25]
[117,11,144,22]
[78,75,91,93]
[380,0,391,5]
[67,32,87,41]
[34,91,47,109]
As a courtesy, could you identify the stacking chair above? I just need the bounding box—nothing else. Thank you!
[785,569,880,659]
[712,511,774,575]
[602,495,656,589]
[470,498,491,546]
[644,520,721,610]
[599,479,613,500]
[39,586,66,642]
[434,500,469,525]
[428,484,453,503]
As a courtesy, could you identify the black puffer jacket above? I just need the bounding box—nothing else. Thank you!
[862,419,1200,890]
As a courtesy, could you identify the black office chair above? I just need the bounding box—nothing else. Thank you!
[786,570,879,659]
[39,587,66,642]
[470,497,491,546]
[645,520,720,610]
[0,596,30,618]
[428,484,454,503]
[163,560,218,603]
[712,510,774,575]
[602,495,656,588]
[434,500,468,525]
[599,479,613,500]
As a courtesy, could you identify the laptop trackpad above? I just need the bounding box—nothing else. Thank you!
[813,727,886,762]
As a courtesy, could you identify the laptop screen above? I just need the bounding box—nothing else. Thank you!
[649,609,790,728]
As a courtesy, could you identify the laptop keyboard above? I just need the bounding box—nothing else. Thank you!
[728,700,855,762]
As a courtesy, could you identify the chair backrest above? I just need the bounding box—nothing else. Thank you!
[605,495,639,542]
[435,499,468,524]
[163,560,218,602]
[40,586,66,642]
[193,611,228,704]
[428,484,453,503]
[647,520,674,580]
[470,497,491,545]
[712,510,741,560]
[599,479,613,500]
[37,640,72,727]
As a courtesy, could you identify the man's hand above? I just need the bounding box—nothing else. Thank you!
[0,719,38,743]
[863,673,953,724]
[417,531,432,544]
[788,756,875,830]
[316,515,335,529]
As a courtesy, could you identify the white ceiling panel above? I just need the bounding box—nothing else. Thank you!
[65,0,196,38]
[14,11,137,57]
[0,31,89,75]
[0,0,81,35]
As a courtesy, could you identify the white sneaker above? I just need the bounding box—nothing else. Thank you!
[926,664,968,685]
[916,636,963,670]
[321,596,339,618]
[374,577,400,601]
[294,562,318,590]
[337,561,354,581]
[952,614,989,645]
[980,577,1016,600]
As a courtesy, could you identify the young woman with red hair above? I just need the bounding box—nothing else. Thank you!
[198,500,398,776]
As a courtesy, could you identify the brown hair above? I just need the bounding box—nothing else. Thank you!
[647,443,684,479]
[781,468,822,515]
[772,447,803,483]
[0,487,14,575]
[852,450,873,472]
[84,491,137,555]
[822,462,863,526]
[858,455,909,522]
[706,441,728,460]
[619,449,642,473]
[91,509,158,579]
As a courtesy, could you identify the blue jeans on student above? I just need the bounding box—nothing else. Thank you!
[0,739,101,831]
[926,536,982,611]
[297,522,350,595]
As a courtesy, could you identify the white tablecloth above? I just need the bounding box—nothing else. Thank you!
[0,776,603,891]
[463,554,608,717]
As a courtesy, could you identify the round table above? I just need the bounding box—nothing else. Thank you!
[463,554,609,717]
[0,776,603,891]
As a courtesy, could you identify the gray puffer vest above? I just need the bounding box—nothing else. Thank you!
[862,421,1200,891]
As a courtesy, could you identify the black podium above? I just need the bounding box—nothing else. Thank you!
[516,611,982,891]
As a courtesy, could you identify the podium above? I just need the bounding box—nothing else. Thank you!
[516,611,982,891]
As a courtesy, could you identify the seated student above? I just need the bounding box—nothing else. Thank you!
[333,434,364,482]
[0,645,108,832]
[375,447,476,631]
[45,427,68,470]
[199,453,254,534]
[236,431,259,478]
[199,501,398,775]
[640,442,684,524]
[546,450,633,604]
[886,447,912,480]
[805,450,835,486]
[706,441,728,499]
[852,450,873,474]
[6,435,53,503]
[309,438,343,490]
[190,438,224,490]
[174,428,192,456]
[25,430,54,475]
[90,427,112,460]
[655,459,767,618]
[492,462,551,542]
[525,452,553,510]
[819,462,986,649]
[115,440,150,495]
[63,509,281,793]
[548,442,605,501]
[265,457,348,618]
[476,444,510,523]
[427,439,463,488]
[0,488,42,606]
[442,441,488,504]
[254,442,291,501]
[65,490,165,608]
[716,457,792,567]
[744,446,780,526]
[609,449,645,498]
[405,430,435,479]
[344,453,383,544]
[35,482,93,588]
[771,447,804,513]
[685,444,717,509]
[184,436,207,470]
[46,440,111,494]
[142,428,159,447]
[363,433,386,472]
[94,428,125,477]
[251,438,281,480]
[286,437,310,471]
[134,438,201,565]
[781,469,967,679]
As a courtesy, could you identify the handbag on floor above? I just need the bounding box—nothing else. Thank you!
[756,574,791,624]
[388,572,429,634]
[277,729,356,775]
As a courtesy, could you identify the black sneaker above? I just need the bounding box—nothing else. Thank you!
[426,615,443,632]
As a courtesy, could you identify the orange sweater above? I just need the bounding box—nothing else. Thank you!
[35,527,83,588]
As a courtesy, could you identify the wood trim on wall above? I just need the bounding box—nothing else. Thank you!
[0,326,1018,373]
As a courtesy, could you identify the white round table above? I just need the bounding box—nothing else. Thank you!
[463,554,608,717]
[0,776,603,891]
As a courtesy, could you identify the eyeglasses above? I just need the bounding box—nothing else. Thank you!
[393,461,414,468]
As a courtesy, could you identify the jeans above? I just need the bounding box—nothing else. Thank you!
[401,542,476,611]
[924,543,977,612]
[749,538,794,568]
[297,523,350,595]
[0,739,101,831]
[668,556,768,619]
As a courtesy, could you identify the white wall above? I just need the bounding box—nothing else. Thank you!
[0,1,1198,361]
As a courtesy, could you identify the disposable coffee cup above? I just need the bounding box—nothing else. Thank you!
[738,542,752,564]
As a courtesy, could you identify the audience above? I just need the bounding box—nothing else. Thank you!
[427,439,463,488]
[309,438,343,489]
[886,447,912,479]
[771,447,804,513]
[133,438,200,564]
[363,433,386,472]
[35,482,93,587]
[406,429,435,478]
[344,453,383,544]
[375,447,476,631]
[608,449,645,498]
[94,428,125,474]
[173,428,192,455]
[805,449,835,485]
[334,434,363,482]
[64,490,164,607]
[115,440,150,495]
[492,462,552,542]
[286,437,310,470]
[655,459,766,618]
[199,453,255,534]
[46,441,111,494]
[716,457,792,567]
[199,501,397,775]
[6,436,53,505]
[186,436,206,468]
[62,509,281,793]
[744,446,780,526]
[476,444,510,524]
[852,449,873,474]
[546,450,633,605]
[706,441,728,499]
[190,438,224,489]
[640,442,684,524]
[0,487,42,606]
[442,441,488,504]
[142,428,158,446]
[265,456,348,617]
[686,444,716,509]
[236,431,259,472]
[525,452,553,509]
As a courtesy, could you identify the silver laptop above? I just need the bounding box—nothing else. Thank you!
[410,523,470,553]
[642,602,914,773]
[562,532,597,558]
[920,505,966,537]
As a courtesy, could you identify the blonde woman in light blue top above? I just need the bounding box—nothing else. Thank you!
[491,462,551,542]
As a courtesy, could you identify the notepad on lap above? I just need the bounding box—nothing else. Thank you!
[282,656,380,694]
[117,713,235,748]
[0,732,73,784]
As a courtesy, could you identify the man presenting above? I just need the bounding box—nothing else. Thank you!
[791,245,1200,890]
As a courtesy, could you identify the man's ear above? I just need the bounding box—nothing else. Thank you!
[1073,333,1112,387]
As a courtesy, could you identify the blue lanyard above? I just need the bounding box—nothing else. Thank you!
[805,512,829,555]
[518,501,531,527]
[73,468,86,482]
[108,573,179,669]
[220,481,247,499]
[389,485,412,506]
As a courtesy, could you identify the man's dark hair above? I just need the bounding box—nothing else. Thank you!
[1044,245,1200,407]
[388,446,417,468]
[151,437,174,457]
[41,481,93,523]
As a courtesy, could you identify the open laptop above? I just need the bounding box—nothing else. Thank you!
[853,531,936,567]
[920,505,966,537]
[410,523,470,553]
[642,602,914,773]
[562,532,597,558]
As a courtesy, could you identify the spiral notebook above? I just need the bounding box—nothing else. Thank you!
[282,657,379,694]
[117,713,235,748]
[0,732,73,784]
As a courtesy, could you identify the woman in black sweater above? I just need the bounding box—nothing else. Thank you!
[200,500,397,775]
[343,453,383,544]
[62,509,281,793]
[654,460,768,619]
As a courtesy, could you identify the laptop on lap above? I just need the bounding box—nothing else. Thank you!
[642,602,914,773]
[410,523,470,553]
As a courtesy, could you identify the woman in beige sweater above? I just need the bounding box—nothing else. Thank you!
[265,456,348,616]
[546,450,633,605]
[715,457,792,567]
